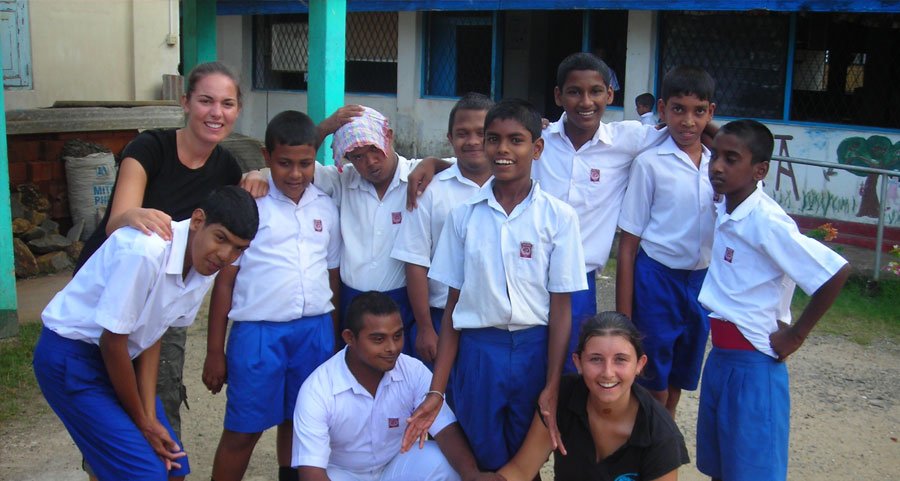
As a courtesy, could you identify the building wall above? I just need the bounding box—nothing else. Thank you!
[5,0,180,110]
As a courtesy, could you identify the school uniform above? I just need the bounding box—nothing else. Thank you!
[695,187,847,481]
[390,164,487,354]
[315,157,419,354]
[536,114,667,373]
[33,219,211,481]
[428,180,587,470]
[292,348,460,481]
[618,136,717,392]
[223,179,341,433]
[639,111,657,126]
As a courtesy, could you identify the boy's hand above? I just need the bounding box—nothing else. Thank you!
[240,170,269,198]
[415,325,439,364]
[538,386,566,455]
[405,159,438,210]
[769,320,804,361]
[122,208,172,241]
[318,104,365,140]
[202,351,227,394]
[141,419,187,471]
[402,394,443,452]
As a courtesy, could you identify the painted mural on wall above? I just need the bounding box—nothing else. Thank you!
[762,125,900,227]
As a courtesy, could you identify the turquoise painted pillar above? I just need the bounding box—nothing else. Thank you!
[308,0,346,165]
[182,0,217,78]
[0,66,18,338]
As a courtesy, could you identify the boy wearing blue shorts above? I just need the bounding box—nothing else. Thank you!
[204,111,341,481]
[696,119,850,481]
[403,99,588,470]
[616,66,718,417]
[33,186,258,481]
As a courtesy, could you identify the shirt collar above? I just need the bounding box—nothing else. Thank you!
[657,136,711,169]
[724,185,764,222]
[436,163,488,188]
[566,377,653,448]
[467,179,539,219]
[550,112,612,148]
[347,153,410,194]
[164,219,192,277]
[332,347,406,397]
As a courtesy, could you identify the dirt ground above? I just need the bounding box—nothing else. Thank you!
[2,274,899,480]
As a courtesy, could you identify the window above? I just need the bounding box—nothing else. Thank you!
[252,12,398,94]
[1,0,31,89]
[588,10,628,107]
[424,12,494,97]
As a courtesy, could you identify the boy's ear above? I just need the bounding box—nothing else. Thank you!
[606,86,614,106]
[753,160,770,181]
[708,102,717,119]
[553,86,563,107]
[262,147,271,167]
[656,98,666,122]
[341,329,355,346]
[189,208,206,232]
[532,137,545,160]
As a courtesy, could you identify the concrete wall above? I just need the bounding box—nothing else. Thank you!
[5,0,180,110]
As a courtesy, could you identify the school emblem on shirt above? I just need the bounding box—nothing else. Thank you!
[313,219,323,232]
[724,247,735,263]
[590,168,601,182]
[391,211,402,225]
[520,242,533,259]
[388,417,400,428]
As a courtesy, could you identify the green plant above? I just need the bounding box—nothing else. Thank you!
[0,323,43,423]
[792,276,900,345]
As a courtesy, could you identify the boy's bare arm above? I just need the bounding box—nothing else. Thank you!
[202,265,238,394]
[405,157,454,210]
[541,292,572,455]
[434,423,506,481]
[406,263,439,363]
[770,263,850,360]
[615,232,641,319]
[402,288,461,452]
[329,268,342,349]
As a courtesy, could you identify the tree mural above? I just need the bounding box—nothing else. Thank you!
[836,135,900,218]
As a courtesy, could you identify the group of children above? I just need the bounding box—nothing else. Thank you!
[33,50,850,481]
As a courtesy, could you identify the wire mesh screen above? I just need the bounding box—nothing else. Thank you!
[424,12,493,97]
[791,13,900,128]
[659,11,789,119]
[345,12,398,93]
[254,14,309,91]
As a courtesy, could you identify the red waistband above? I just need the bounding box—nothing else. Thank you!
[710,318,756,351]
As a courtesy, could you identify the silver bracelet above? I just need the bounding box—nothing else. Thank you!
[424,390,446,401]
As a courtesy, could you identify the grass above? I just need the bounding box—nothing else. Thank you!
[0,322,42,424]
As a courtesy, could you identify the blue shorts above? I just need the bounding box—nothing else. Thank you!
[451,326,548,470]
[696,347,789,481]
[33,327,190,481]
[409,307,444,371]
[341,284,415,356]
[632,250,709,391]
[224,314,334,433]
[564,271,597,374]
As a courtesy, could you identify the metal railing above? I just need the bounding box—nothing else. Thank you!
[771,154,899,281]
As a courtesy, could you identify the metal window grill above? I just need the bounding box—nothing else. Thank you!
[345,11,398,93]
[659,11,789,120]
[791,13,900,128]
[424,12,493,97]
[253,14,309,91]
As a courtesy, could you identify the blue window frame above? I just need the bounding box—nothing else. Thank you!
[0,0,31,89]
[423,11,498,99]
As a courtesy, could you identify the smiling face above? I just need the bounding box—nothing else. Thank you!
[709,132,769,210]
[554,69,613,140]
[658,94,715,152]
[181,73,240,145]
[447,108,489,176]
[187,211,251,276]
[344,311,404,374]
[484,117,543,185]
[265,142,317,203]
[573,334,647,407]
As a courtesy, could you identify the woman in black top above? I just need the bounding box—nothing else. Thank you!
[498,312,689,481]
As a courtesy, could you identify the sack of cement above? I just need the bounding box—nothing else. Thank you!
[65,152,116,240]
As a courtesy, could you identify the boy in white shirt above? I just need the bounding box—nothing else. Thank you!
[403,99,587,470]
[204,111,341,481]
[616,66,718,417]
[33,186,258,481]
[696,119,849,481]
[635,92,657,126]
[391,93,493,365]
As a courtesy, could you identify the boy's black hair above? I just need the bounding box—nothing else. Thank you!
[200,186,259,240]
[264,110,318,152]
[448,92,494,134]
[635,93,655,109]
[659,66,716,103]
[345,291,400,336]
[556,52,612,90]
[719,119,775,165]
[484,98,542,142]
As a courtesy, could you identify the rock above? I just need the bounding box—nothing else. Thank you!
[10,193,26,219]
[12,218,32,236]
[39,218,60,234]
[27,233,72,255]
[13,237,38,277]
[65,241,84,261]
[17,183,50,212]
[28,210,47,226]
[36,251,73,274]
[22,226,46,242]
[66,219,85,242]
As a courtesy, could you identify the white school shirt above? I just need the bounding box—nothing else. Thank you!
[639,111,657,126]
[292,348,456,471]
[618,136,717,270]
[314,156,416,291]
[41,220,214,359]
[390,164,487,309]
[697,188,848,358]
[229,179,341,322]
[429,181,588,331]
[534,113,667,272]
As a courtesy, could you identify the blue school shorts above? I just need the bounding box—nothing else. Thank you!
[632,249,710,391]
[564,271,597,374]
[341,284,415,356]
[451,326,548,470]
[33,327,190,481]
[696,347,790,481]
[224,313,334,433]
